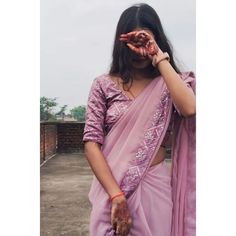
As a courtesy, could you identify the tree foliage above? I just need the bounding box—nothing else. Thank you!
[40,96,86,122]
[40,97,58,121]
[70,105,86,122]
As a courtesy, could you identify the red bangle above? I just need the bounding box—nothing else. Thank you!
[110,191,125,201]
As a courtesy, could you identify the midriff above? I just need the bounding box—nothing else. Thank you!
[149,146,166,167]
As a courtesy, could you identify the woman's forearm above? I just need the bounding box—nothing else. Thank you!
[156,59,196,117]
[84,141,122,198]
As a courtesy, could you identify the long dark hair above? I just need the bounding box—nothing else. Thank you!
[109,3,181,84]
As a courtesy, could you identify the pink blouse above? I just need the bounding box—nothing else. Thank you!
[83,74,173,147]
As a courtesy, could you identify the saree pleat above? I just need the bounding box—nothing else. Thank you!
[87,72,196,236]
[90,161,173,236]
[128,161,173,236]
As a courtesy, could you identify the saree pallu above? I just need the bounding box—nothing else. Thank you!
[171,74,196,236]
[88,73,196,236]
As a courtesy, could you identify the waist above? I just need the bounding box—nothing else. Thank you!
[149,146,166,168]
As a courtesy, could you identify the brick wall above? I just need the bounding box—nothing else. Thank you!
[57,123,85,153]
[40,124,44,163]
[40,123,57,163]
[40,122,85,164]
[40,121,170,164]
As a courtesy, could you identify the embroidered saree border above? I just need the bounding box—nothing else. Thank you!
[120,87,172,198]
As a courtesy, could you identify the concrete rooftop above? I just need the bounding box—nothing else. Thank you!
[40,153,93,236]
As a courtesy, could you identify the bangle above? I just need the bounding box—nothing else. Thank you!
[152,52,170,67]
[110,191,125,201]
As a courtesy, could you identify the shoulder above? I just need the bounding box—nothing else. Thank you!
[89,74,107,89]
[93,73,115,84]
[89,73,117,97]
[93,73,120,90]
[90,74,115,89]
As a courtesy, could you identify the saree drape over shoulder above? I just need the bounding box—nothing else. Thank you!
[83,72,196,236]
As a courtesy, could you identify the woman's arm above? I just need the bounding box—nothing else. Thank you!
[84,141,122,198]
[156,59,196,117]
[83,78,122,197]
[83,77,132,235]
[120,30,196,117]
[84,141,132,235]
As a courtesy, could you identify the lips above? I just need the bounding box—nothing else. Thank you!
[132,56,147,62]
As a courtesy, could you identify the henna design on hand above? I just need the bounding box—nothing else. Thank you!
[119,30,159,56]
[111,198,132,236]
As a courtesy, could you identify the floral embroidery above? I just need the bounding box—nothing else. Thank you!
[120,88,171,198]
[144,130,154,142]
[83,74,132,143]
[135,148,146,162]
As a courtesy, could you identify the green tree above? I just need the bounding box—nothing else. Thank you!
[40,97,58,121]
[70,105,86,122]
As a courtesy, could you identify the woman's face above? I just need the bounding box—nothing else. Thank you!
[129,52,151,69]
[127,27,154,70]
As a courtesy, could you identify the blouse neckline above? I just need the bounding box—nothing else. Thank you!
[104,74,160,102]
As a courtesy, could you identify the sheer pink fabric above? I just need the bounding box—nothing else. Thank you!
[171,73,196,236]
[83,72,196,236]
[82,74,172,148]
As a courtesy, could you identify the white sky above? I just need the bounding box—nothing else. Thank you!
[40,0,195,112]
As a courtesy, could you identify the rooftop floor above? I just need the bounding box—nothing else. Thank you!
[40,153,93,236]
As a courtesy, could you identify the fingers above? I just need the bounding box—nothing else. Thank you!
[112,218,130,236]
[120,30,157,57]
[116,222,128,236]
[127,43,149,57]
[111,206,118,232]
[121,30,151,39]
[120,31,138,43]
[120,30,140,38]
[111,200,132,236]
[127,43,141,55]
[115,220,132,236]
[112,208,132,235]
[120,30,152,42]
[112,221,117,232]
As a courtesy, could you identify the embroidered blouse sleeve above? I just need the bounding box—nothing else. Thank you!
[83,78,107,145]
[173,71,196,116]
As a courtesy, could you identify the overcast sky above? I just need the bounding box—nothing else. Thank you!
[40,0,195,112]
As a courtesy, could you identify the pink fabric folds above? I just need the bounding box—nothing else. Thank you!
[88,76,173,204]
[88,76,173,235]
[87,72,196,236]
[126,160,173,236]
[90,161,173,236]
[171,72,196,236]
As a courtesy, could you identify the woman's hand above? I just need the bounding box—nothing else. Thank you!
[111,195,132,236]
[119,30,159,57]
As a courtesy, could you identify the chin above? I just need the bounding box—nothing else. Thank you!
[131,59,151,69]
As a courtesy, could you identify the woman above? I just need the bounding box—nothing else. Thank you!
[83,3,196,236]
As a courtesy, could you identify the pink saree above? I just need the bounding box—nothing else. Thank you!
[87,72,196,236]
